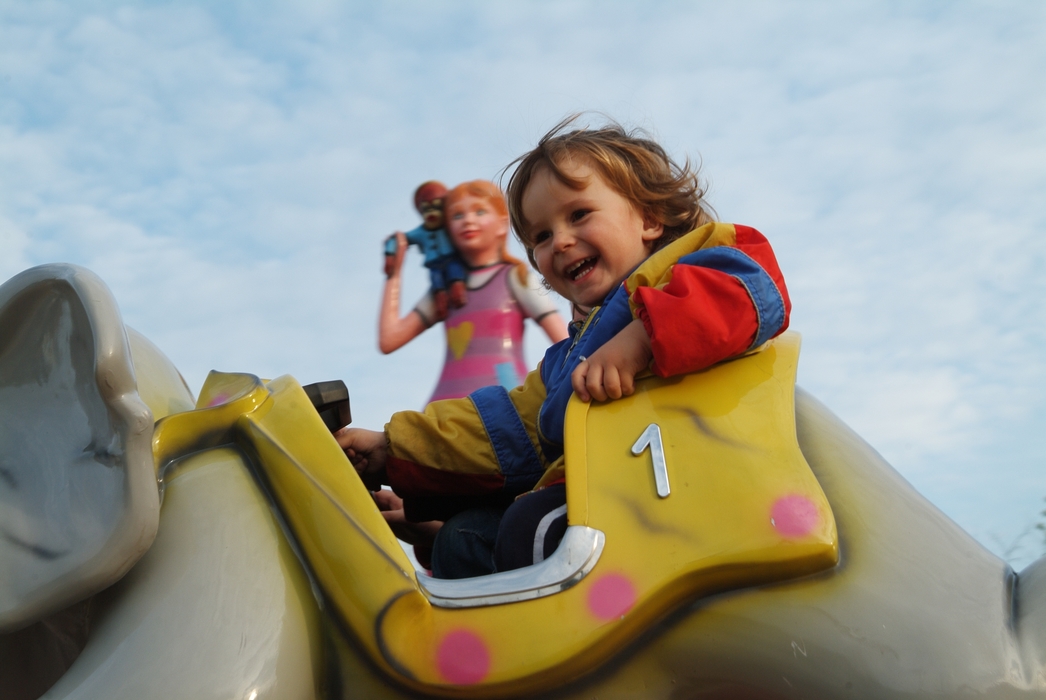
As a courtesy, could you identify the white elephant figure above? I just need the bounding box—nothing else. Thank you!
[1,263,1045,700]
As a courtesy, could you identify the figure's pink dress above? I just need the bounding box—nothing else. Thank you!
[427,264,529,403]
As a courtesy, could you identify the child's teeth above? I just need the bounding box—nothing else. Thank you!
[568,257,594,280]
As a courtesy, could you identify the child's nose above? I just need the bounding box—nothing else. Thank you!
[551,227,575,251]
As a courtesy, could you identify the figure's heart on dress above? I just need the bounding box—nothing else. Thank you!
[447,321,474,361]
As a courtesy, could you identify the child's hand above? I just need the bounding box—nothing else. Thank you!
[371,489,442,547]
[572,319,653,402]
[383,232,408,278]
[336,427,388,490]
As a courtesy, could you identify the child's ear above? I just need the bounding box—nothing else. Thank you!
[641,211,664,243]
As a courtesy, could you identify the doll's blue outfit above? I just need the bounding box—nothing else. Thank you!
[385,224,466,291]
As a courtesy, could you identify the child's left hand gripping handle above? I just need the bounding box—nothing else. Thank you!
[336,427,388,490]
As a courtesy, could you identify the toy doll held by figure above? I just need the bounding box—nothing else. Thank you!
[383,181,468,320]
[343,117,791,579]
[380,180,568,404]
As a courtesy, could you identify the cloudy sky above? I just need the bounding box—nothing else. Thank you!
[2,1,1044,567]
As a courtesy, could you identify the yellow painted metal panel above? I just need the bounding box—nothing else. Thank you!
[239,333,835,695]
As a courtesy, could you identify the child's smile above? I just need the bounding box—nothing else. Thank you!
[521,160,663,308]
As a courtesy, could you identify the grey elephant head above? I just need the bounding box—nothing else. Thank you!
[0,265,160,632]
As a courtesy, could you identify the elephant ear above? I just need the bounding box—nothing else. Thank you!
[0,264,159,632]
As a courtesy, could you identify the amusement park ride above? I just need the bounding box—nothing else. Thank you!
[1,263,1044,699]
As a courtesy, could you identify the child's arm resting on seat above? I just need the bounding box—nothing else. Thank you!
[632,225,791,378]
[571,319,652,402]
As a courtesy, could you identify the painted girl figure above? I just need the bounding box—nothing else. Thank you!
[380,180,568,404]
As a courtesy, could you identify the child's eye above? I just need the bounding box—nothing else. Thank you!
[452,212,464,220]
[533,230,552,244]
[570,209,590,223]
[476,208,487,216]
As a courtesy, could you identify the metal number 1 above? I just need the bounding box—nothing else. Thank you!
[631,423,671,498]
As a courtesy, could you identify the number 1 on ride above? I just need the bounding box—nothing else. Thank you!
[631,423,671,498]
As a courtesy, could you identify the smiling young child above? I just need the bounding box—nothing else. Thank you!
[339,118,791,578]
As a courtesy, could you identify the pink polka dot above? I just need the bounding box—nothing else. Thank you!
[587,573,637,621]
[771,495,820,537]
[436,629,490,685]
[206,392,230,407]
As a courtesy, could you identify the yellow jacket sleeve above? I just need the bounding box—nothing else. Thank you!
[384,366,550,499]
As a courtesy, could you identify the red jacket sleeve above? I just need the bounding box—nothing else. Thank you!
[633,225,791,377]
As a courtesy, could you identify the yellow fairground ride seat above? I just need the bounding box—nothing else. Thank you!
[153,331,837,697]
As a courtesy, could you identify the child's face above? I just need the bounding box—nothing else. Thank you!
[446,194,507,262]
[521,159,662,308]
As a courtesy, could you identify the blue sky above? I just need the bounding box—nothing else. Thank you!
[2,1,1044,567]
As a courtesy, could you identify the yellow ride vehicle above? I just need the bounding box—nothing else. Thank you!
[1,264,1044,699]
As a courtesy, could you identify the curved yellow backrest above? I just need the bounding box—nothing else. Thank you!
[564,331,838,628]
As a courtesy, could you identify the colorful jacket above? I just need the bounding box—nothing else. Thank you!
[384,223,791,507]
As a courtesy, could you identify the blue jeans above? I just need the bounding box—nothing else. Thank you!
[430,507,502,579]
[429,484,568,579]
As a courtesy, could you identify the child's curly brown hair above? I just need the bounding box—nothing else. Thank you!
[503,115,715,268]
